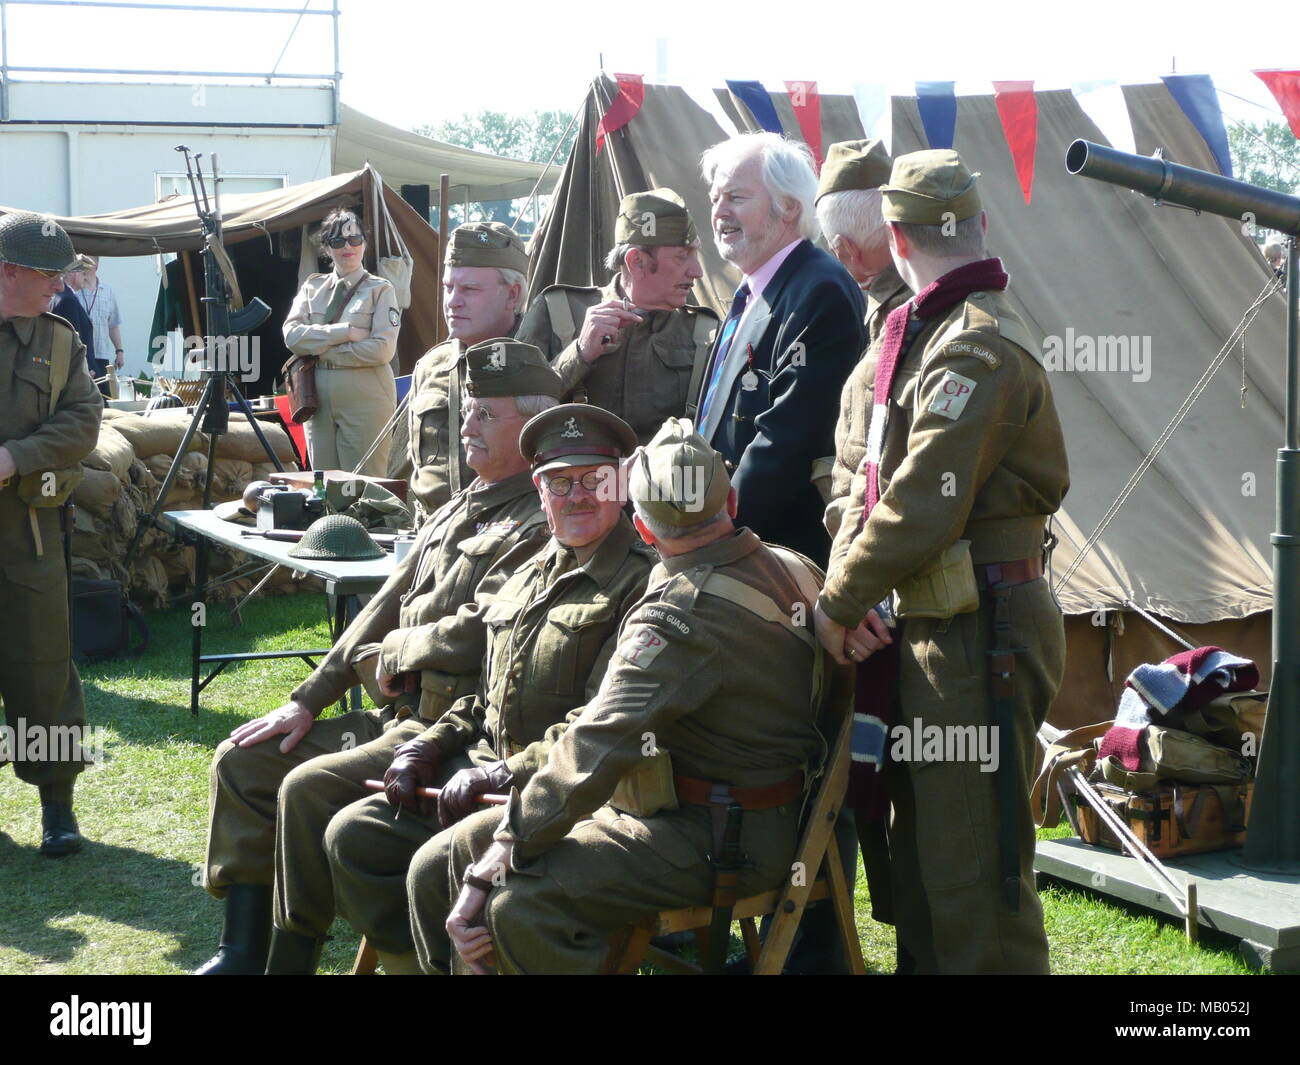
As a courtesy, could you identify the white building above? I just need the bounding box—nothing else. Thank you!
[0,79,335,375]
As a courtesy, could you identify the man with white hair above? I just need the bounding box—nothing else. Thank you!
[695,132,865,565]
[816,139,912,532]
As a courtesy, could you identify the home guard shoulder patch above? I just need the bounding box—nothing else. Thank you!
[943,340,999,368]
[928,370,977,421]
[617,624,670,669]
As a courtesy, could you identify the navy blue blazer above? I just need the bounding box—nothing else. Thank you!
[697,240,866,565]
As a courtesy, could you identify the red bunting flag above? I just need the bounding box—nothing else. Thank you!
[785,80,823,171]
[993,81,1037,204]
[1254,69,1300,139]
[595,73,645,155]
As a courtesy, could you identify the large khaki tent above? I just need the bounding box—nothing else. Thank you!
[532,76,1286,726]
[334,104,556,203]
[1,165,441,376]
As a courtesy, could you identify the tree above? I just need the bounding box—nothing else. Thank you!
[416,109,578,166]
[1227,119,1300,198]
[414,109,578,235]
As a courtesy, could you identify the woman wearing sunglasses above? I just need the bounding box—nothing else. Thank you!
[283,208,401,476]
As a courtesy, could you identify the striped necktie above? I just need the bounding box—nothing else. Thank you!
[697,282,750,426]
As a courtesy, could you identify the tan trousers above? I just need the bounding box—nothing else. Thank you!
[408,803,800,975]
[889,579,1064,974]
[0,558,88,787]
[305,364,395,476]
[204,709,387,894]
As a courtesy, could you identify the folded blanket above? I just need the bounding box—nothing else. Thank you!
[1098,646,1259,771]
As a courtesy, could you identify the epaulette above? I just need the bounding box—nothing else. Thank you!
[39,310,76,334]
[654,567,711,613]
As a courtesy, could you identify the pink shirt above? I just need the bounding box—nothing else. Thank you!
[737,239,802,335]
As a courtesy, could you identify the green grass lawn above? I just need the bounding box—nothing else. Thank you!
[0,593,1255,975]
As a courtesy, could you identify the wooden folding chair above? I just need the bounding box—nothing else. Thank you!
[603,664,866,975]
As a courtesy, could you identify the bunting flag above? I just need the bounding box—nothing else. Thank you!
[852,82,890,151]
[916,81,957,149]
[1254,69,1300,138]
[726,80,784,134]
[785,80,823,170]
[595,73,645,155]
[1161,74,1233,177]
[1073,81,1137,155]
[993,81,1037,204]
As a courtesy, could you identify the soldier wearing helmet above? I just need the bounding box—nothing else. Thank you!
[0,211,104,857]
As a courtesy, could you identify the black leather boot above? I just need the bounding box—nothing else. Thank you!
[193,885,273,975]
[264,927,324,975]
[39,802,83,858]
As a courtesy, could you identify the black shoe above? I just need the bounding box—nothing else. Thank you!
[193,884,273,975]
[264,927,324,975]
[40,802,83,858]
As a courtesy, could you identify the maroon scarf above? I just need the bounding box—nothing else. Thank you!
[848,257,1010,817]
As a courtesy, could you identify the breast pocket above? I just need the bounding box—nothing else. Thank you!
[12,360,53,423]
[482,597,524,682]
[409,389,450,466]
[529,600,617,696]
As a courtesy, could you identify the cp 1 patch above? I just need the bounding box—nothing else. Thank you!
[618,624,669,669]
[389,307,400,327]
[928,370,977,421]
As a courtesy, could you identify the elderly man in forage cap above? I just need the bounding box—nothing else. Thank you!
[197,340,559,975]
[517,188,718,445]
[403,222,531,524]
[817,149,1069,974]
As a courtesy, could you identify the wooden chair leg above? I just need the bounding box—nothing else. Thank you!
[740,917,762,966]
[602,921,655,975]
[824,835,867,975]
[352,935,378,975]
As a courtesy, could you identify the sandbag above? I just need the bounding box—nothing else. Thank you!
[83,424,136,482]
[71,508,111,561]
[212,458,254,500]
[109,411,206,460]
[215,419,296,465]
[71,465,123,520]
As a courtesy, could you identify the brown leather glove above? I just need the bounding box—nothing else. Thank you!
[437,760,513,828]
[383,739,442,814]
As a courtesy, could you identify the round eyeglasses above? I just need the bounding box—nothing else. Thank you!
[543,470,608,497]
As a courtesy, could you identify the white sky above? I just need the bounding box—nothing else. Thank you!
[2,0,1298,130]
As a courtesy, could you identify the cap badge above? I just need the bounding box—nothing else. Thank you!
[487,342,507,370]
[561,417,583,439]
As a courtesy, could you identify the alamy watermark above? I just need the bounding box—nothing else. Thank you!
[890,719,1000,773]
[149,333,261,382]
[1042,328,1151,383]
[0,722,105,765]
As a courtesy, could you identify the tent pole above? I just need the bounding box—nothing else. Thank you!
[436,173,449,344]
[1244,235,1300,871]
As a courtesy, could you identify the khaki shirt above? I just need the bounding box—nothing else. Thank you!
[825,265,912,537]
[1,312,103,563]
[516,281,718,444]
[291,469,547,720]
[283,266,400,370]
[417,516,653,782]
[406,339,473,518]
[820,286,1070,628]
[499,527,824,862]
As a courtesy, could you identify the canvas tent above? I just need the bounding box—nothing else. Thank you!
[1,165,441,377]
[334,104,557,203]
[531,76,1287,725]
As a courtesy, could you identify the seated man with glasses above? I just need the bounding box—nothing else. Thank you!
[276,403,652,974]
[196,339,560,975]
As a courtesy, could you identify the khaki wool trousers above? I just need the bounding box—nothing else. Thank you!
[305,364,395,477]
[888,578,1064,974]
